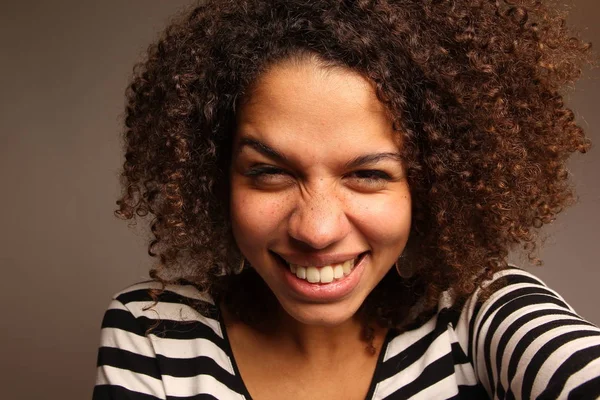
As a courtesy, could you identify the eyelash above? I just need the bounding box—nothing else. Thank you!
[243,165,286,178]
[244,165,392,183]
[349,169,392,181]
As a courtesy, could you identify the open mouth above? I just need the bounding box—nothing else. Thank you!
[271,251,368,284]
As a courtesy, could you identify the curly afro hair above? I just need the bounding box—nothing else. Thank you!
[117,0,592,332]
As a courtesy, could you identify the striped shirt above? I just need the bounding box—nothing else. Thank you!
[93,268,600,399]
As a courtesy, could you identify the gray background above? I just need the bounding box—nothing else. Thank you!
[0,1,598,399]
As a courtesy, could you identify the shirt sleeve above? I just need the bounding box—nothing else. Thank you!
[93,299,167,400]
[459,268,600,399]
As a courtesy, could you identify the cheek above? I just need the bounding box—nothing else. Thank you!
[230,185,291,248]
[348,191,412,245]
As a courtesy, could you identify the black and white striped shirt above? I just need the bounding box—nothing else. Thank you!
[93,268,600,399]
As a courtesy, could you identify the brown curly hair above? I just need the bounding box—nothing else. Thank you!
[117,0,592,332]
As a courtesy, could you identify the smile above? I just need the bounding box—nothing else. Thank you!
[289,259,356,283]
[273,252,367,284]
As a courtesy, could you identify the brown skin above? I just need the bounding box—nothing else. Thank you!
[223,59,405,399]
[118,0,592,347]
[222,305,388,400]
[230,59,411,328]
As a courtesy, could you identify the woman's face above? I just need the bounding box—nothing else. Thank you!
[230,58,411,326]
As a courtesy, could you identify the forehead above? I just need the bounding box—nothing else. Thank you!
[244,58,387,112]
[236,59,399,155]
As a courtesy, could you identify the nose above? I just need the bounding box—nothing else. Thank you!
[287,190,351,250]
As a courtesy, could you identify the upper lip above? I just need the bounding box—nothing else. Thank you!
[272,251,366,267]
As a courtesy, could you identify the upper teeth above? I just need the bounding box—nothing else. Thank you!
[289,259,355,284]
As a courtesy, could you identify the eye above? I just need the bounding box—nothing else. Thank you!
[243,165,293,187]
[349,170,391,181]
[345,170,392,190]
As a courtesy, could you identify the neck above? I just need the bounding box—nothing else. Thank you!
[275,307,367,360]
[219,282,387,364]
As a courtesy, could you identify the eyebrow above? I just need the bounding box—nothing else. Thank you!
[238,138,287,162]
[344,153,403,169]
[237,137,402,168]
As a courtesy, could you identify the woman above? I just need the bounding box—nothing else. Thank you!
[94,0,600,399]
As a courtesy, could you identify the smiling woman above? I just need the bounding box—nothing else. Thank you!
[230,58,411,328]
[94,0,600,399]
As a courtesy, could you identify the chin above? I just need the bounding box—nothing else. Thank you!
[277,297,364,327]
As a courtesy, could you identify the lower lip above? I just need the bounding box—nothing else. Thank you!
[277,253,368,302]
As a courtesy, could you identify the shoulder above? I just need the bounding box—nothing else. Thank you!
[449,265,576,349]
[461,265,575,320]
[95,283,235,399]
[437,265,561,311]
[113,280,215,308]
[101,280,224,339]
[479,265,550,290]
[453,266,600,398]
